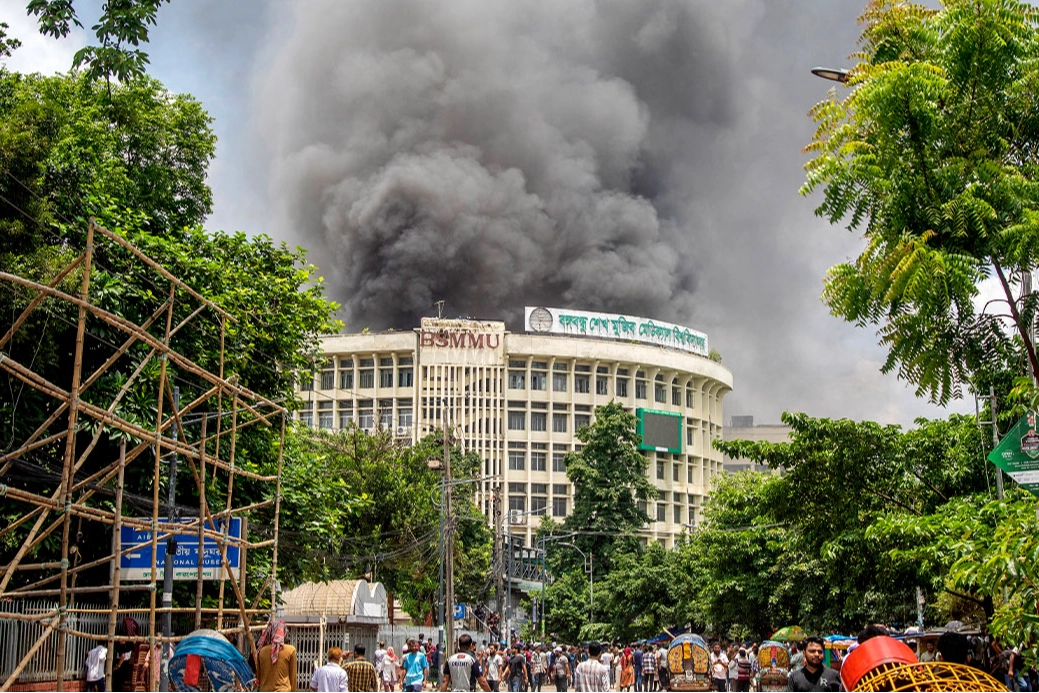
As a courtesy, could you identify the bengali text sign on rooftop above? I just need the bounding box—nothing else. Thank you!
[988,411,1039,498]
[523,306,708,357]
[120,517,241,581]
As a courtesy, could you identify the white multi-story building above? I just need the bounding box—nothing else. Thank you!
[297,308,732,548]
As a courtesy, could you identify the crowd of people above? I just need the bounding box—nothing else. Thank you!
[128,616,1033,692]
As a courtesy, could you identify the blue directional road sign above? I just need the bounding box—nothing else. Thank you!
[120,517,241,581]
[453,603,466,620]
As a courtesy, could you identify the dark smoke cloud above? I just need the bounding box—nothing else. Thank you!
[250,0,959,424]
[258,0,764,329]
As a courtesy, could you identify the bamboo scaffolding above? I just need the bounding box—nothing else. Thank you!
[0,220,286,688]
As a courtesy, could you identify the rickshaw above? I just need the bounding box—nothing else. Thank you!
[666,633,712,691]
[755,640,791,692]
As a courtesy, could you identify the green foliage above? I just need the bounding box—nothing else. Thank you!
[713,412,989,633]
[0,22,22,59]
[280,427,492,622]
[802,0,1039,404]
[26,0,169,83]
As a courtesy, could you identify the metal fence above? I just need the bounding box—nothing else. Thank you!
[0,601,152,684]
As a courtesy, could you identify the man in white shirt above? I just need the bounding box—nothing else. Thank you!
[311,647,349,692]
[85,644,107,692]
[600,646,614,688]
[374,640,388,673]
[709,643,728,692]
[574,642,611,692]
[485,643,504,692]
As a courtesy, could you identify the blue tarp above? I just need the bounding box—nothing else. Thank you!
[170,629,256,692]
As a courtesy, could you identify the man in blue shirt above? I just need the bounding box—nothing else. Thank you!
[633,644,644,692]
[402,639,430,692]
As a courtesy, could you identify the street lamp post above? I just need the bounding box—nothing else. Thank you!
[810,66,850,83]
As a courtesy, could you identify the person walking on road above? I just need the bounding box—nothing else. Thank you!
[380,646,399,691]
[257,621,298,692]
[401,639,429,692]
[442,634,491,692]
[574,642,611,692]
[343,644,379,693]
[786,636,839,692]
[311,647,349,692]
[642,645,657,692]
[508,647,529,692]
[552,647,572,693]
[485,644,504,692]
[708,643,728,693]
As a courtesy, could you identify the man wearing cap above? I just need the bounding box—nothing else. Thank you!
[552,647,571,693]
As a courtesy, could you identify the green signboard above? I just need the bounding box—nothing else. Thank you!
[988,411,1039,497]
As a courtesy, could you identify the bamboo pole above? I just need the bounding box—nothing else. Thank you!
[216,395,238,632]
[196,414,208,631]
[55,220,94,692]
[148,284,176,690]
[0,253,84,349]
[271,413,287,610]
[0,272,282,414]
[106,440,126,693]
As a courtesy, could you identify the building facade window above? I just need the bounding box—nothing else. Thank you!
[635,380,647,399]
[358,401,374,429]
[574,374,590,393]
[398,406,413,429]
[300,374,313,391]
[379,368,394,388]
[574,414,590,429]
[300,402,313,427]
[531,452,547,471]
[656,460,665,479]
[672,387,681,406]
[552,373,567,392]
[655,383,667,403]
[508,411,525,430]
[509,496,526,514]
[359,369,374,389]
[530,371,546,391]
[531,412,547,431]
[340,369,353,390]
[616,378,628,397]
[509,451,526,470]
[673,463,680,481]
[553,452,566,472]
[318,401,333,429]
[398,368,413,387]
[321,369,335,390]
[596,376,609,395]
[656,503,666,522]
[553,414,567,433]
[509,371,526,389]
[531,496,547,515]
[552,497,567,517]
[338,401,353,429]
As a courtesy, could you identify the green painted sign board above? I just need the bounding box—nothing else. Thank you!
[988,411,1039,497]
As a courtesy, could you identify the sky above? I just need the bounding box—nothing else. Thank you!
[1,0,982,427]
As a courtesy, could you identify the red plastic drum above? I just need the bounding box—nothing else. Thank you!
[839,636,918,691]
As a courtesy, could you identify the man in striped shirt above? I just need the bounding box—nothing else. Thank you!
[642,646,657,692]
[531,644,547,692]
[574,643,611,692]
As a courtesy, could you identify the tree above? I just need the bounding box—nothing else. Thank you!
[715,412,989,632]
[0,69,339,611]
[802,0,1039,405]
[25,0,168,84]
[280,426,493,621]
[561,401,656,575]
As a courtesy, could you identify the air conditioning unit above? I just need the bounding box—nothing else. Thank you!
[509,510,524,525]
[396,426,410,436]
